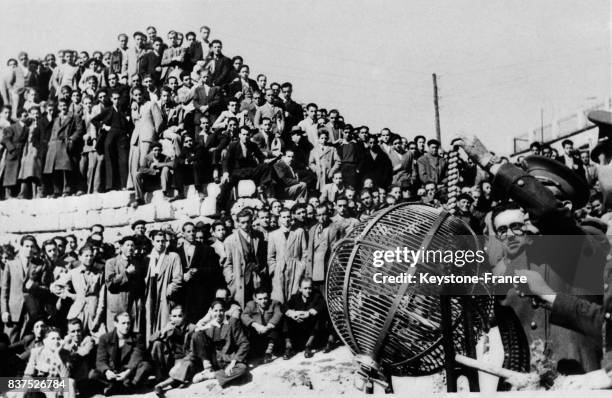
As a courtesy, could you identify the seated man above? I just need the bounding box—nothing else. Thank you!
[174,134,198,198]
[216,126,275,211]
[134,142,175,205]
[62,318,96,395]
[152,305,196,396]
[89,312,153,396]
[191,300,250,388]
[241,287,283,363]
[273,149,307,200]
[283,277,325,359]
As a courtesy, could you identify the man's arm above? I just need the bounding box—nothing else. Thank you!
[104,259,129,293]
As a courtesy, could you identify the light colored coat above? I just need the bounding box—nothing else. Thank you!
[223,229,267,308]
[309,144,340,190]
[267,228,308,304]
[104,255,145,331]
[130,100,163,146]
[306,223,340,282]
[143,251,183,344]
[62,264,105,333]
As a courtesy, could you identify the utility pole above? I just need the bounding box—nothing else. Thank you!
[433,73,441,143]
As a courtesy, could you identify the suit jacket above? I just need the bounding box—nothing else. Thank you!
[126,47,146,82]
[177,242,220,322]
[281,99,304,132]
[309,144,340,190]
[319,183,345,204]
[8,66,38,96]
[186,41,210,69]
[241,300,283,328]
[43,114,83,174]
[160,46,186,81]
[96,329,146,373]
[306,222,340,282]
[143,251,183,343]
[273,160,300,187]
[267,227,308,304]
[223,229,268,308]
[416,153,447,185]
[250,131,272,157]
[205,54,233,87]
[227,78,258,98]
[222,140,265,175]
[130,101,162,145]
[191,318,249,367]
[193,84,223,126]
[138,152,174,175]
[104,255,145,329]
[139,50,162,82]
[1,256,53,321]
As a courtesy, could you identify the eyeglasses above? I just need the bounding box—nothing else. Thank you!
[496,222,526,239]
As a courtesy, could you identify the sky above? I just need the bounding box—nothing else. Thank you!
[0,0,609,154]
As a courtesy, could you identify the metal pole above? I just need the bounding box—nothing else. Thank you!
[433,73,441,143]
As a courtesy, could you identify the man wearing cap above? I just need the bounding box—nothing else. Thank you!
[454,192,481,234]
[416,139,447,187]
[459,135,610,378]
[104,235,146,332]
[130,220,152,260]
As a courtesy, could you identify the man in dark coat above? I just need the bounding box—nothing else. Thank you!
[205,40,233,88]
[1,109,29,198]
[217,126,274,212]
[91,90,131,191]
[273,149,307,200]
[192,69,223,132]
[89,312,153,396]
[459,135,609,377]
[361,135,393,189]
[177,222,222,324]
[43,98,83,196]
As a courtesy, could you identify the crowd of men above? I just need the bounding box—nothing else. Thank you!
[1,23,612,396]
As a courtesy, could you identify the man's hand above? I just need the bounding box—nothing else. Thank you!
[126,264,136,275]
[24,279,34,290]
[199,105,209,113]
[224,361,236,376]
[454,134,495,171]
[514,269,556,305]
[116,369,130,381]
[105,370,117,380]
[221,172,230,184]
[252,323,266,334]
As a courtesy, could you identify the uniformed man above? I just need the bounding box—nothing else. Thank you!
[458,134,612,388]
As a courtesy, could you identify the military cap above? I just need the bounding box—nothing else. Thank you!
[130,219,147,230]
[523,155,589,208]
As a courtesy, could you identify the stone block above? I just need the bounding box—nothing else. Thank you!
[155,200,174,220]
[200,197,216,217]
[73,211,90,229]
[100,207,129,227]
[127,203,156,224]
[57,212,75,230]
[237,179,256,198]
[101,190,133,209]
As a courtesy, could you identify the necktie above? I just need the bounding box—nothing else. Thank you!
[284,231,290,240]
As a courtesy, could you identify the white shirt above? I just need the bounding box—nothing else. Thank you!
[149,250,166,277]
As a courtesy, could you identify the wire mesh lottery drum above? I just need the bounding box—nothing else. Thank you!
[326,203,496,382]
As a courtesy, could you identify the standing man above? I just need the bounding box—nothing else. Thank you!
[306,204,339,296]
[1,110,29,198]
[187,25,211,70]
[143,230,183,345]
[177,222,219,324]
[223,209,268,308]
[127,86,163,190]
[205,39,233,88]
[193,68,223,132]
[280,82,303,133]
[2,235,52,343]
[104,236,145,332]
[43,98,83,197]
[416,139,447,186]
[110,33,130,77]
[8,52,38,120]
[254,88,285,133]
[297,103,319,147]
[127,32,147,84]
[268,208,308,304]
